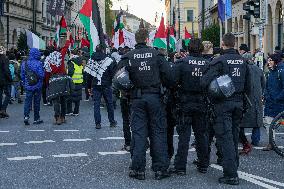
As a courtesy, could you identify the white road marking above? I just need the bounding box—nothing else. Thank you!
[7,156,43,161]
[54,130,79,132]
[0,143,17,146]
[63,139,91,142]
[246,132,284,136]
[211,164,282,189]
[0,131,10,133]
[98,151,130,156]
[100,137,124,140]
[52,153,88,158]
[27,130,45,132]
[24,140,55,144]
[238,146,284,150]
[253,146,284,150]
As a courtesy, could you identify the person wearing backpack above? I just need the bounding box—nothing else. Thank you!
[21,48,45,125]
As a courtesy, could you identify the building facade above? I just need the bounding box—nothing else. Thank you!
[198,0,284,55]
[112,10,154,33]
[165,0,199,39]
[0,0,106,49]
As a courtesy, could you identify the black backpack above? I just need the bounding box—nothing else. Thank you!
[25,62,39,86]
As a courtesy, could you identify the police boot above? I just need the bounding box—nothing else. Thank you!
[197,166,208,174]
[168,167,186,176]
[218,177,240,185]
[154,171,171,180]
[129,169,145,180]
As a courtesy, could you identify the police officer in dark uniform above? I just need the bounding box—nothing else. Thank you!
[201,33,249,185]
[170,39,209,175]
[118,28,174,180]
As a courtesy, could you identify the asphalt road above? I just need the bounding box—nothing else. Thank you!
[0,99,284,189]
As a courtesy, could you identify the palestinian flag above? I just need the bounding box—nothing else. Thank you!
[79,0,105,55]
[112,12,125,48]
[55,16,67,47]
[153,16,167,49]
[184,27,192,47]
[169,27,176,51]
[114,12,124,32]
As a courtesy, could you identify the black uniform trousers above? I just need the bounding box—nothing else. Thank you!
[174,112,209,171]
[166,103,175,160]
[214,100,243,178]
[130,94,169,172]
[120,97,131,146]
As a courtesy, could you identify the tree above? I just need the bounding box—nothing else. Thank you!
[202,24,220,47]
[17,32,28,51]
[105,0,115,36]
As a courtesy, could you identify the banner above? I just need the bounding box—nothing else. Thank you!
[48,0,65,16]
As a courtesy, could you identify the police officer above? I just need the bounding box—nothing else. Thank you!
[201,33,249,185]
[170,39,209,175]
[118,28,173,180]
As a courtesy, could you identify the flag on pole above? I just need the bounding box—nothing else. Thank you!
[25,30,46,50]
[153,16,167,49]
[169,27,176,51]
[55,16,67,47]
[184,27,192,47]
[114,12,124,32]
[79,0,105,55]
[112,12,125,48]
[225,0,232,19]
[148,30,156,47]
[218,0,225,22]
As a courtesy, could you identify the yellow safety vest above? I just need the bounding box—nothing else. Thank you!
[72,62,83,84]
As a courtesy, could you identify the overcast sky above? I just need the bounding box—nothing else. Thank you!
[112,0,165,26]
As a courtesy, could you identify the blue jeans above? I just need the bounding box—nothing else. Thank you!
[251,128,260,145]
[93,86,115,125]
[11,82,21,100]
[24,89,41,121]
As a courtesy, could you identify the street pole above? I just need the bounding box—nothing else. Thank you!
[248,19,250,50]
[201,0,205,35]
[32,0,36,32]
[169,0,172,25]
[192,19,194,38]
[178,0,181,39]
[6,0,9,48]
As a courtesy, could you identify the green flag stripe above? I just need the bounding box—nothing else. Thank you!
[153,38,167,49]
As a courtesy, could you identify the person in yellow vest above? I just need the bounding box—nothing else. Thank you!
[66,51,84,116]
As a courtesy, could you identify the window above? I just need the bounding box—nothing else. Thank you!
[187,10,194,22]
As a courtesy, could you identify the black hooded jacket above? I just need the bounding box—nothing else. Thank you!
[87,52,117,88]
[0,54,12,86]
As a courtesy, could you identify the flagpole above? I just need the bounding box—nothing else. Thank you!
[219,19,223,47]
[71,11,80,28]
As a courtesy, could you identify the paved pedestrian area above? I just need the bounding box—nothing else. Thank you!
[0,100,284,189]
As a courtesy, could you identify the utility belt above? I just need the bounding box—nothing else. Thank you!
[131,87,161,98]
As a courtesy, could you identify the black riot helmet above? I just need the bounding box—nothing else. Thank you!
[208,74,236,99]
[113,67,133,90]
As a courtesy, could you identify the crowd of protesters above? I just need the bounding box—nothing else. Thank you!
[0,29,284,184]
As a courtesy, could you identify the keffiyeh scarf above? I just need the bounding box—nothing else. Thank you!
[44,51,62,73]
